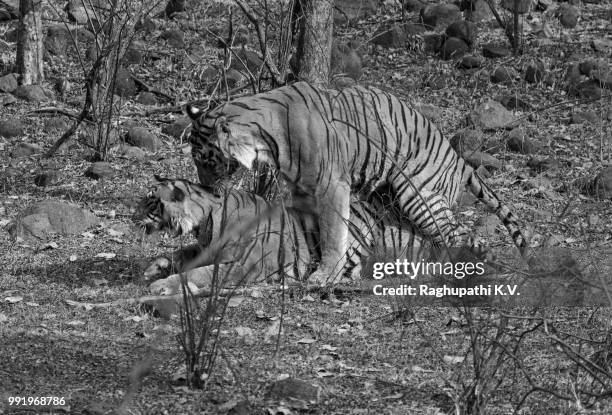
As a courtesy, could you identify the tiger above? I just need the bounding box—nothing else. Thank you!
[133,176,427,295]
[185,82,528,285]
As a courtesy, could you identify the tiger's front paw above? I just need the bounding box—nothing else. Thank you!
[308,268,340,287]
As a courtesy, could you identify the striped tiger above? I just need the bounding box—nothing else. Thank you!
[185,82,528,284]
[133,176,426,295]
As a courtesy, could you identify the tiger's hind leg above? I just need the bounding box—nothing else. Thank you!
[393,187,478,252]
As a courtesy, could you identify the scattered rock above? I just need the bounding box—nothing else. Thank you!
[525,60,545,83]
[0,93,16,106]
[123,45,143,66]
[506,128,540,154]
[7,200,98,241]
[136,92,158,105]
[501,0,532,13]
[114,66,137,97]
[422,33,443,53]
[224,68,244,88]
[527,157,559,173]
[591,69,612,90]
[165,0,186,16]
[372,24,407,49]
[445,20,477,47]
[11,142,41,157]
[85,162,115,179]
[116,144,145,161]
[126,127,162,151]
[420,3,461,29]
[160,29,185,49]
[267,377,322,405]
[459,54,482,68]
[198,66,218,84]
[491,66,517,84]
[559,5,578,28]
[440,37,469,59]
[34,170,60,187]
[135,17,156,33]
[66,0,92,25]
[230,47,264,73]
[571,111,599,124]
[162,117,191,140]
[498,95,530,111]
[578,59,605,76]
[331,40,362,79]
[334,0,377,26]
[402,0,423,12]
[0,119,24,138]
[591,38,612,53]
[451,128,485,154]
[415,103,443,123]
[403,23,427,35]
[426,74,450,89]
[568,80,602,99]
[482,44,510,58]
[470,99,517,130]
[0,73,17,92]
[44,118,69,131]
[14,85,53,102]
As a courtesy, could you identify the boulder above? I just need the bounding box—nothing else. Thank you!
[506,128,540,154]
[334,0,376,26]
[126,127,162,151]
[445,20,477,47]
[559,5,578,28]
[470,99,517,130]
[162,117,191,140]
[135,92,158,105]
[0,73,17,92]
[450,128,485,154]
[85,161,115,179]
[7,200,98,241]
[11,142,41,157]
[14,85,53,102]
[491,66,517,84]
[160,29,185,49]
[34,170,60,187]
[459,55,483,68]
[230,47,264,73]
[570,111,599,124]
[114,66,137,97]
[372,24,407,49]
[420,4,461,29]
[440,37,469,59]
[482,44,510,58]
[0,119,24,138]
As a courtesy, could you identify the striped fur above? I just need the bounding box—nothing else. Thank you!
[134,177,426,292]
[185,82,528,281]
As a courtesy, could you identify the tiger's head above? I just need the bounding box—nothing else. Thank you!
[185,103,276,174]
[133,176,220,238]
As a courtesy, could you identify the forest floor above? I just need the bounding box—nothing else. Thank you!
[1,0,612,413]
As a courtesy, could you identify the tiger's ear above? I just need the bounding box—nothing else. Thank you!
[184,104,202,121]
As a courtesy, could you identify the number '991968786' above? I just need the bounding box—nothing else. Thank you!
[8,396,66,406]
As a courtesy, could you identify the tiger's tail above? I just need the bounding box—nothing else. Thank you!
[466,170,528,257]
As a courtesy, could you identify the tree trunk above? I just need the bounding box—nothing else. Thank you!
[16,0,44,85]
[294,0,333,86]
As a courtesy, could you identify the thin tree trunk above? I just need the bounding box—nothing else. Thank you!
[294,0,333,86]
[16,0,44,85]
